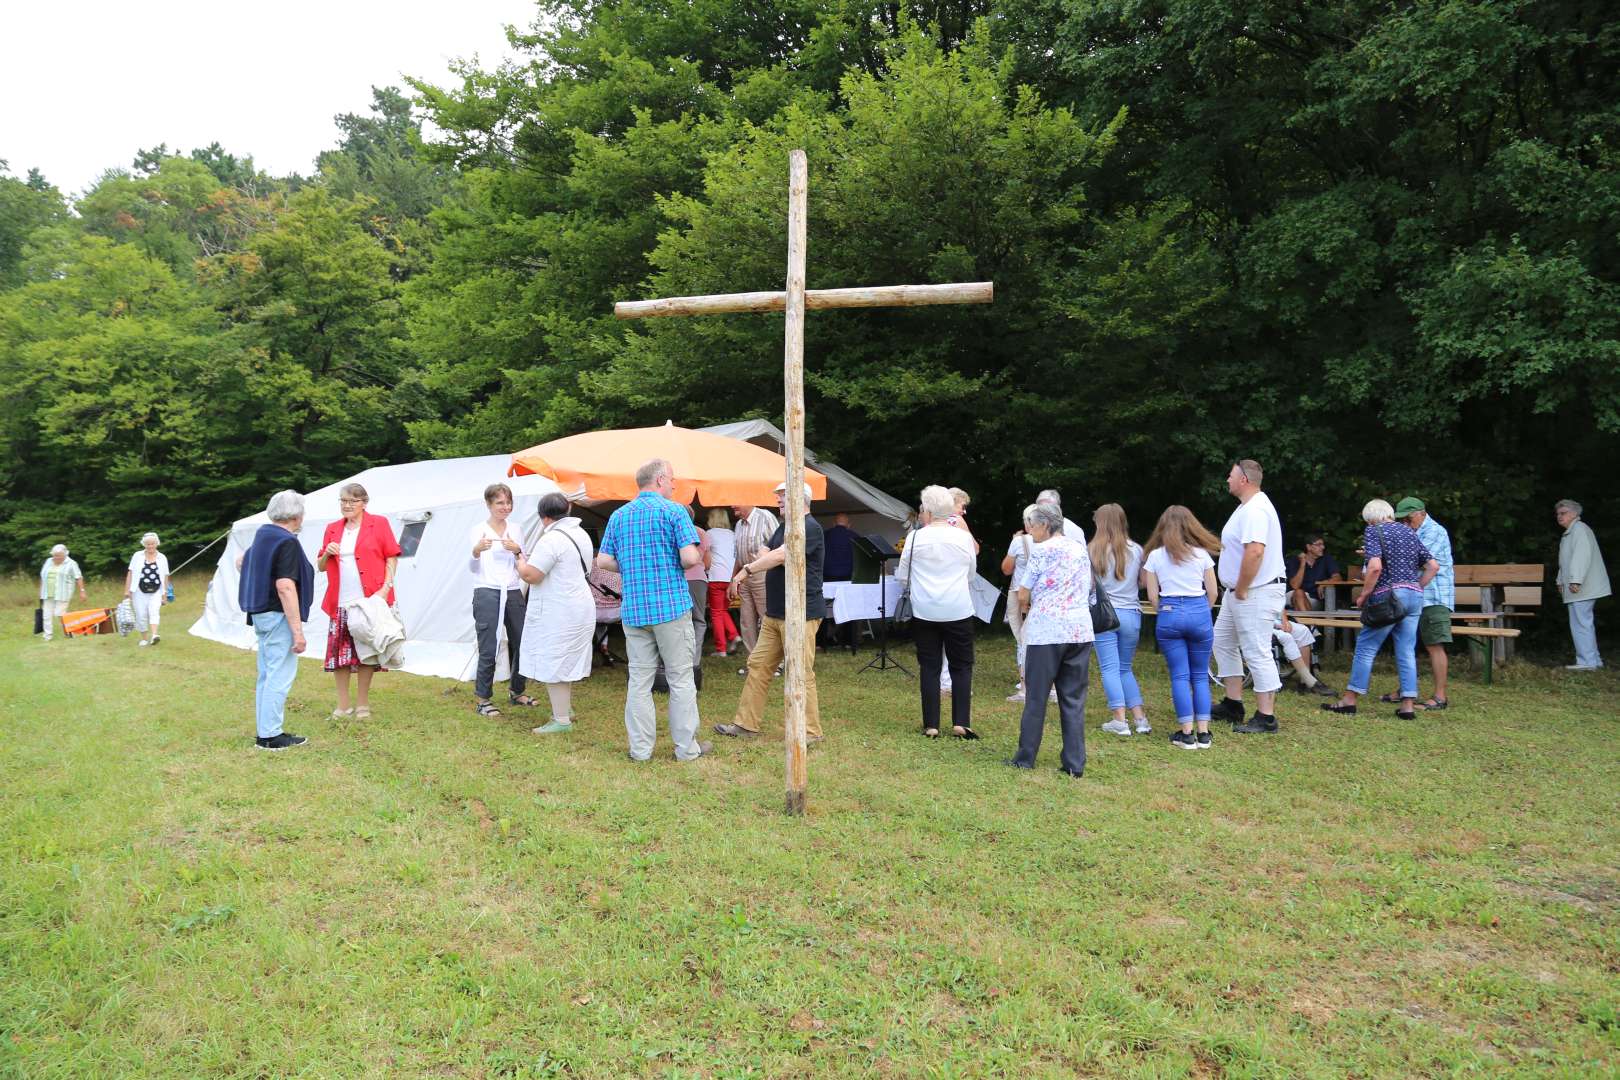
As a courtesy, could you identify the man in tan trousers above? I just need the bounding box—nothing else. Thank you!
[714,483,825,742]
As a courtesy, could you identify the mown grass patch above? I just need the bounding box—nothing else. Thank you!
[2,574,1617,1076]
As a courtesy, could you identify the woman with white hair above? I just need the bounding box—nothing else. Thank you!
[123,532,171,646]
[1555,499,1609,670]
[1322,499,1438,719]
[38,544,87,641]
[896,484,979,738]
[1008,502,1094,775]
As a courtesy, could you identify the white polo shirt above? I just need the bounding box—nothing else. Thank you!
[1218,491,1285,589]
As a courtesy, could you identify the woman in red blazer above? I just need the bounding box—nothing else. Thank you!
[315,482,401,719]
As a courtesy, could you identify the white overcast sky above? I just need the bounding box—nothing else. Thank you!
[2,0,539,198]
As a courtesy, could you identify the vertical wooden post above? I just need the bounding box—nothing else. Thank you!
[782,149,809,816]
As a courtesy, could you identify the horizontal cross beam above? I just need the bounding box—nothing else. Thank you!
[614,281,993,320]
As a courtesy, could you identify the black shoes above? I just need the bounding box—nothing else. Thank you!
[1197,731,1213,749]
[255,732,308,751]
[1211,698,1246,724]
[1170,731,1199,751]
[1232,713,1278,734]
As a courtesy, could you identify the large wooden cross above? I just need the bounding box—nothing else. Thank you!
[615,149,992,815]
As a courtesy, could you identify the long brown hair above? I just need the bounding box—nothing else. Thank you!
[1143,505,1220,564]
[1088,503,1134,580]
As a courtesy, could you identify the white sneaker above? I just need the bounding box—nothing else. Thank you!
[137,639,150,647]
[1134,718,1152,734]
[1565,663,1603,671]
[1005,690,1025,702]
[1102,718,1132,736]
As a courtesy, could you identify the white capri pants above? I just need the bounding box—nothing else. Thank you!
[1214,582,1286,693]
[133,589,164,631]
[1272,622,1314,662]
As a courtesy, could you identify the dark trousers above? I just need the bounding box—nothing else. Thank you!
[1014,641,1091,774]
[914,616,975,732]
[473,587,527,700]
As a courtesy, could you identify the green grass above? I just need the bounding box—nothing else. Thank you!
[3,574,1618,1077]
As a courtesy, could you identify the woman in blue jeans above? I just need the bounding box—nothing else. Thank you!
[1324,500,1439,719]
[1142,507,1222,750]
[1089,504,1150,736]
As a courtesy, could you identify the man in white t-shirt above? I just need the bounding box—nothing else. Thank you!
[1211,459,1288,733]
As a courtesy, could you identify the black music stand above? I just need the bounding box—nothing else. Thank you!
[854,534,911,676]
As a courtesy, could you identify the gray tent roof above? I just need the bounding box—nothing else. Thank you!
[702,419,911,522]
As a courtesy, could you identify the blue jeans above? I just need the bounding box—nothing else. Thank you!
[1156,596,1213,723]
[252,611,299,739]
[1348,589,1424,697]
[1094,607,1144,710]
[1567,599,1603,668]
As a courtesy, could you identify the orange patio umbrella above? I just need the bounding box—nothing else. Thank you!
[509,421,827,506]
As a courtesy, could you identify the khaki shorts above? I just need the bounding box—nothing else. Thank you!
[1419,604,1453,645]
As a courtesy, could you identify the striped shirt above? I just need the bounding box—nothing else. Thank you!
[600,492,702,627]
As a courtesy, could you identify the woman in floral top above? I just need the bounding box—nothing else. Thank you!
[1323,499,1438,719]
[1008,503,1095,776]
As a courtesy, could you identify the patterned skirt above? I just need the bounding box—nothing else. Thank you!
[324,607,385,672]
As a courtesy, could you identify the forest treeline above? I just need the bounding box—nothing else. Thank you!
[3,0,1616,573]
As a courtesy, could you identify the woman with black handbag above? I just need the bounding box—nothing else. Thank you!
[1322,500,1439,719]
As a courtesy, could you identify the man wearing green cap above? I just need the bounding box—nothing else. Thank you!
[1393,497,1453,709]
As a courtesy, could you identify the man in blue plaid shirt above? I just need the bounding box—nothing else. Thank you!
[598,458,712,761]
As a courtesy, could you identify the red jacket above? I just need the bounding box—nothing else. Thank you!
[320,512,401,618]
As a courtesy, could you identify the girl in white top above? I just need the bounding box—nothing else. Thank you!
[124,532,171,646]
[1089,503,1150,736]
[1141,505,1222,749]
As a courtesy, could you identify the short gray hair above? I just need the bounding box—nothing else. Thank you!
[266,490,305,523]
[1020,503,1040,528]
[919,484,955,519]
[1361,498,1395,524]
[1555,499,1582,517]
[538,492,571,520]
[141,532,160,546]
[1036,488,1062,508]
[1028,503,1065,535]
[636,458,671,489]
[51,543,68,556]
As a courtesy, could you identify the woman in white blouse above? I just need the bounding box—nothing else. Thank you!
[124,532,171,646]
[896,485,979,738]
[516,493,596,734]
[469,483,536,717]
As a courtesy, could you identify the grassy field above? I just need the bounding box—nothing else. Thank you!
[3,574,1618,1078]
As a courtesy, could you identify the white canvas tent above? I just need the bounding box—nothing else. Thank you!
[701,419,911,540]
[190,455,562,680]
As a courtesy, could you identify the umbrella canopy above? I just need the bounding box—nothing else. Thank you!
[509,422,828,506]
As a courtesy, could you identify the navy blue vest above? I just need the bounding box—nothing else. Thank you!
[238,523,313,623]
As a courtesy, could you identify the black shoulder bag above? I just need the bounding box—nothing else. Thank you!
[1359,524,1403,628]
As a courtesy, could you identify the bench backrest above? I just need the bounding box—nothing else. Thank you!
[1503,586,1542,607]
[1455,564,1543,585]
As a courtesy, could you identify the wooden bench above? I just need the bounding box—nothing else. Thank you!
[1288,615,1520,684]
[1307,564,1544,661]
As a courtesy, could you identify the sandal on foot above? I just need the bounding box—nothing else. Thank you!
[330,707,355,720]
[475,701,502,718]
[951,726,980,740]
[1320,702,1358,715]
[509,694,540,707]
[354,706,371,719]
[1419,697,1448,711]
